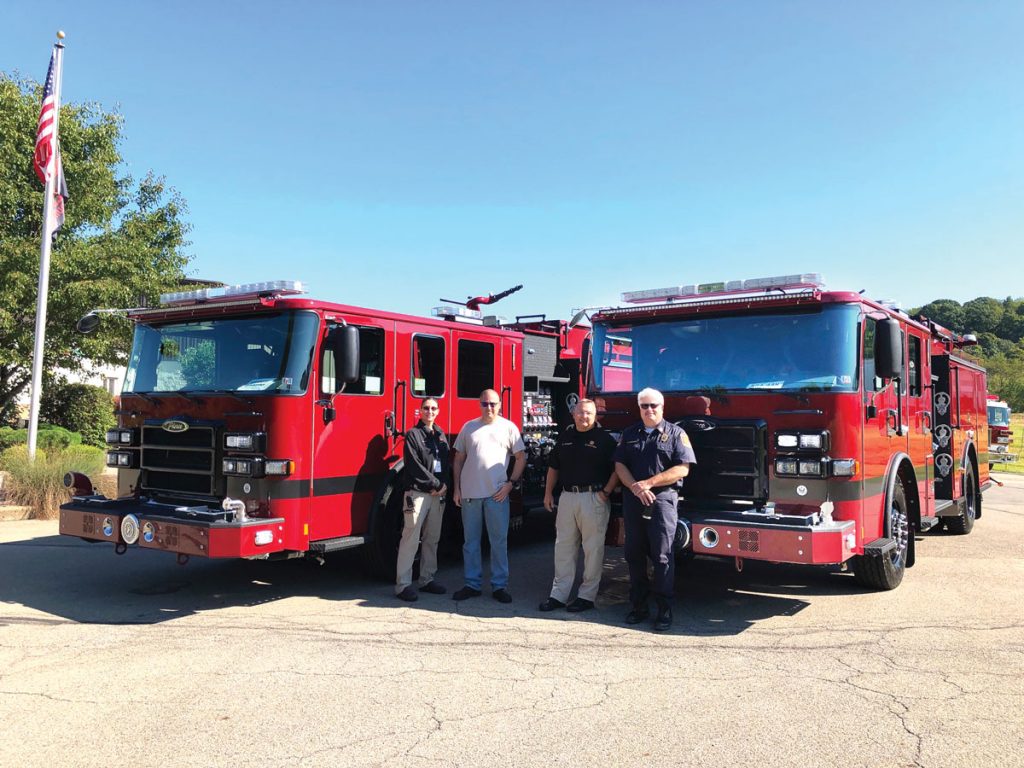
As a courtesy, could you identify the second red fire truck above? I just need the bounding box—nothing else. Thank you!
[588,274,990,589]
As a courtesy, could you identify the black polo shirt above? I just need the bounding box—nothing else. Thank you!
[613,420,697,491]
[548,425,617,489]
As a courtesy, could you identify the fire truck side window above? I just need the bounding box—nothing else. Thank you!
[412,335,445,397]
[862,317,883,392]
[908,335,922,397]
[457,339,494,398]
[323,325,385,396]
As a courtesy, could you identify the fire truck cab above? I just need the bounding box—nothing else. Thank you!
[60,282,583,576]
[589,274,990,590]
[986,395,1015,467]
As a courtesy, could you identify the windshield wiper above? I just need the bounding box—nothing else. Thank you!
[190,389,256,408]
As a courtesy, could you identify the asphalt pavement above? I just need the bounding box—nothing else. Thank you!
[1,476,1022,767]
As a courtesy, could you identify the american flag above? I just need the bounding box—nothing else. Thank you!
[34,49,68,234]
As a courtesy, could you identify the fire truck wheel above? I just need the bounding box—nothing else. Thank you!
[362,478,406,580]
[852,482,909,591]
[946,465,977,535]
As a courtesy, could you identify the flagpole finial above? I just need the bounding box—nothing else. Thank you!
[56,30,66,40]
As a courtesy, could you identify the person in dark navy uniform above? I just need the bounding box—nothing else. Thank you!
[613,387,697,631]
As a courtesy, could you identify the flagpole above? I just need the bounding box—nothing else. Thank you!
[26,31,65,461]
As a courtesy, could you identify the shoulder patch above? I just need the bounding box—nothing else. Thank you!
[681,432,692,448]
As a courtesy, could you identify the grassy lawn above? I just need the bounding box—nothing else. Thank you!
[991,413,1024,476]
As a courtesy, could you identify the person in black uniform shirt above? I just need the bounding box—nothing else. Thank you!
[539,398,619,613]
[613,388,697,631]
[395,397,451,602]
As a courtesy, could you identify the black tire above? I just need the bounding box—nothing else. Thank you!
[853,482,909,591]
[362,480,407,580]
[946,465,977,535]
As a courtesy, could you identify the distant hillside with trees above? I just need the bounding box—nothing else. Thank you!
[911,297,1024,410]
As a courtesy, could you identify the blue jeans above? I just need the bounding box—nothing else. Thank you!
[461,496,510,590]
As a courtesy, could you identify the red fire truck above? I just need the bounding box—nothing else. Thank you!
[588,274,990,590]
[59,281,586,576]
[986,395,1015,468]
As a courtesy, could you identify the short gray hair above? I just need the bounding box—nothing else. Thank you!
[637,387,663,405]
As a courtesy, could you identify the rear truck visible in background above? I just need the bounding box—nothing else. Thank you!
[59,281,585,577]
[588,274,990,590]
[986,395,1015,468]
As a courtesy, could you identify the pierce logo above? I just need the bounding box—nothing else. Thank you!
[687,419,716,432]
[162,420,189,433]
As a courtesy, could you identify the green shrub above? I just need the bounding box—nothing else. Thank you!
[0,425,82,451]
[39,381,116,447]
[0,444,106,519]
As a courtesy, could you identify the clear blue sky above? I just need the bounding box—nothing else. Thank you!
[4,2,1023,319]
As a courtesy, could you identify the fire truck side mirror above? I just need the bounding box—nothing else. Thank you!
[331,325,361,387]
[875,318,904,381]
[76,312,101,334]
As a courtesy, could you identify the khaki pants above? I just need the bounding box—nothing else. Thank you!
[549,491,610,603]
[395,490,445,593]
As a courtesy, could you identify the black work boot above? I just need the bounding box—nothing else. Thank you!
[625,602,650,625]
[654,599,673,631]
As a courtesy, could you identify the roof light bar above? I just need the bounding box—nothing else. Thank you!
[431,305,483,320]
[621,273,825,304]
[160,280,305,306]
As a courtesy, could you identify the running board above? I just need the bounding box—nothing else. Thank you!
[934,499,965,517]
[863,538,896,556]
[309,536,366,553]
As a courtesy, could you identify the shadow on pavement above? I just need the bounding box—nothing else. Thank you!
[0,509,861,636]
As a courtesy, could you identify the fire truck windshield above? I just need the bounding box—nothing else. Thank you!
[988,404,1010,427]
[122,311,320,395]
[591,304,860,395]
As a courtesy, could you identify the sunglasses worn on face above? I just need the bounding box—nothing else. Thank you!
[480,402,499,408]
[639,403,662,410]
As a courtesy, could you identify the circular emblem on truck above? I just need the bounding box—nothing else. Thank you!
[162,420,189,433]
[121,514,141,544]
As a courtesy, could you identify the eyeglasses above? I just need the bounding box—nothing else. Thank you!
[639,403,662,410]
[421,406,438,411]
[480,402,500,408]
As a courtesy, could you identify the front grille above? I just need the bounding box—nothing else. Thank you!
[677,417,768,506]
[140,424,219,499]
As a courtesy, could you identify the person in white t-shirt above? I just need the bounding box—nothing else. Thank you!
[452,389,526,603]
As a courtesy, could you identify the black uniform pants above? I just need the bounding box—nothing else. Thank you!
[623,491,678,604]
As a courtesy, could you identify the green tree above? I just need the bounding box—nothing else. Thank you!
[962,297,1003,334]
[39,380,116,447]
[0,74,192,420]
[917,299,964,332]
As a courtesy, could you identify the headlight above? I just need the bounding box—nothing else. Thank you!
[831,459,858,477]
[105,429,135,446]
[798,460,826,476]
[222,457,265,477]
[264,459,293,476]
[105,451,135,468]
[224,433,265,452]
[775,459,799,475]
[799,434,822,449]
[777,434,799,449]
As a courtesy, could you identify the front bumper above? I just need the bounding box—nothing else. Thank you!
[59,497,286,559]
[682,508,856,565]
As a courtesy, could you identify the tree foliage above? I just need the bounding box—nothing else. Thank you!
[39,380,116,447]
[0,74,193,420]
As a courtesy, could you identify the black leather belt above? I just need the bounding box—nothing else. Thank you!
[563,484,604,493]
